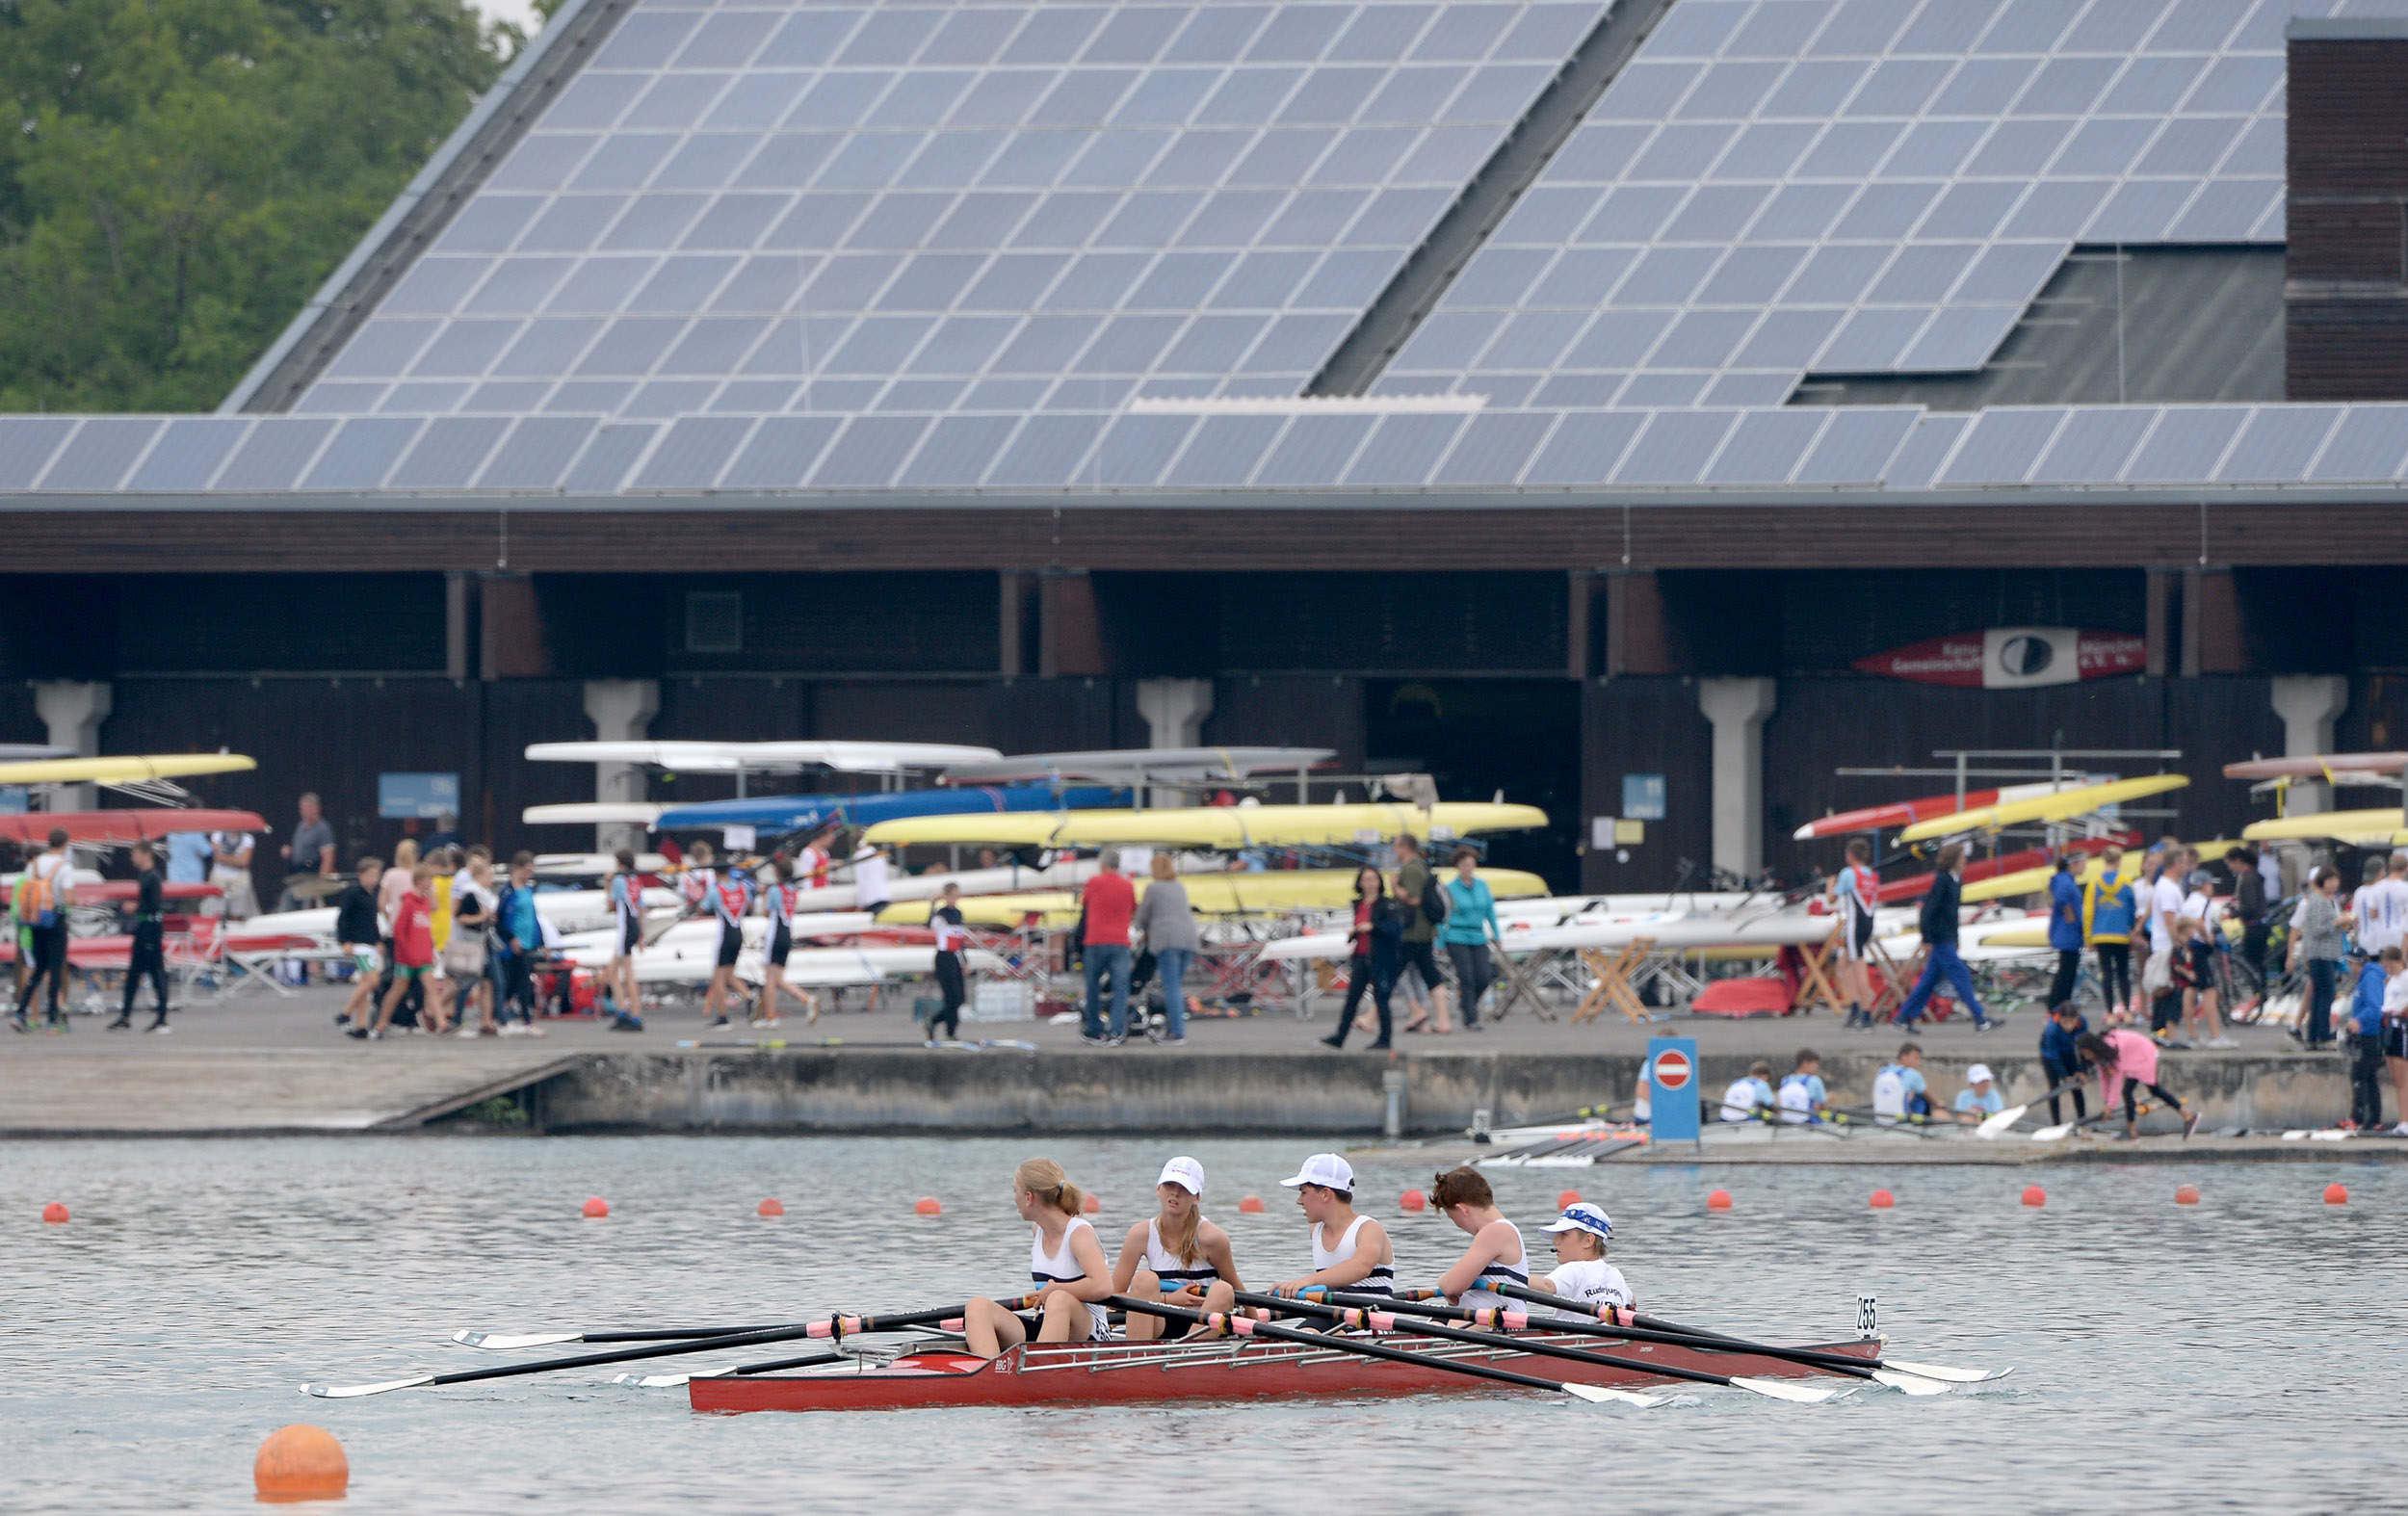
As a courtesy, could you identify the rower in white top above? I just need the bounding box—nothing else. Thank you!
[1112,1155,1243,1339]
[1268,1152,1396,1299]
[962,1159,1116,1359]
[1430,1165,1527,1313]
[1522,1202,1634,1317]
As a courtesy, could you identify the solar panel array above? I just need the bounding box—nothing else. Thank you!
[293,0,1609,421]
[15,401,2408,491]
[1377,0,2408,409]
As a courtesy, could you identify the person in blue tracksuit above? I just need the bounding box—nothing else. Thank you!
[1895,844,1996,1032]
[2345,948,2394,1129]
[2040,1002,2089,1127]
[2049,854,2085,1008]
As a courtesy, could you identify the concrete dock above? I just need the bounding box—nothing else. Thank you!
[2,985,2393,1158]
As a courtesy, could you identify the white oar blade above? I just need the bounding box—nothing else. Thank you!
[454,1331,582,1350]
[1730,1375,1855,1404]
[1976,1103,2028,1139]
[1561,1382,1670,1408]
[612,1366,731,1389]
[2029,1121,2073,1141]
[303,1374,434,1399]
[1870,1368,1951,1396]
[1883,1358,2012,1384]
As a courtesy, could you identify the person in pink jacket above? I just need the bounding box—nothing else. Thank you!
[2079,1028,2200,1141]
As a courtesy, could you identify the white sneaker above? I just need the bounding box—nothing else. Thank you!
[456,1027,480,1039]
[2207,1035,2238,1048]
[2395,1122,2408,1137]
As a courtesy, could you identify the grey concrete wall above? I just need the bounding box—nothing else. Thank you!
[524,1049,2357,1136]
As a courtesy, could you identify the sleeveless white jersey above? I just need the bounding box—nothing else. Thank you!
[1457,1220,1528,1314]
[1139,1217,1219,1291]
[1310,1215,1394,1297]
[1030,1216,1114,1339]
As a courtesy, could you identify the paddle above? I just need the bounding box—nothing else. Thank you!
[455,1325,798,1351]
[1243,1292,1853,1402]
[1483,1283,2006,1385]
[2032,1101,2149,1142]
[612,1347,849,1390]
[308,1305,971,1398]
[1105,1294,1668,1408]
[1977,1076,2088,1138]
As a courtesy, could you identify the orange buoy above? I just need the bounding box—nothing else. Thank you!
[41,1202,67,1224]
[2174,1185,2200,1206]
[757,1198,785,1217]
[1706,1189,1733,1211]
[254,1424,349,1501]
[1557,1189,1583,1209]
[2325,1183,2349,1206]
[1238,1194,1265,1214]
[1400,1189,1426,1213]
[914,1196,942,1215]
[1869,1189,1896,1209]
[581,1197,609,1218]
[2022,1186,2046,1208]
[1083,1193,1101,1213]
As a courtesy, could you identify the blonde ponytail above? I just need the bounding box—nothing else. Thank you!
[1015,1158,1084,1217]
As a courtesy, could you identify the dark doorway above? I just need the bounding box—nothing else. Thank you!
[1364,679,1580,892]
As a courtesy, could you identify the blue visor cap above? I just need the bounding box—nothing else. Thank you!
[1541,1202,1612,1241]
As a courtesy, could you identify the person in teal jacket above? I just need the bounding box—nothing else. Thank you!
[1438,847,1502,1030]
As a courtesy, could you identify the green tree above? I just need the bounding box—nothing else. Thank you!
[0,0,511,411]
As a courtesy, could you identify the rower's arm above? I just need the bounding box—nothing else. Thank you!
[1060,1224,1116,1302]
[1201,1224,1244,1294]
[1523,1274,1560,1296]
[1435,1223,1507,1301]
[1109,1222,1150,1292]
[1272,1216,1386,1294]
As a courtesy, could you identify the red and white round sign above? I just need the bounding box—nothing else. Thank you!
[1649,1048,1693,1091]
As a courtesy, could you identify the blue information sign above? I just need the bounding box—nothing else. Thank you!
[1645,1035,1700,1143]
[379,772,458,821]
[1622,773,1666,821]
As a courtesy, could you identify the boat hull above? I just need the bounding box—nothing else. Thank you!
[689,1332,1883,1414]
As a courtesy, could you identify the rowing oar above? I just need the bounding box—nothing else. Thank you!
[1484,1283,2005,1385]
[2032,1102,2143,1142]
[1976,1076,2089,1138]
[1106,1294,1669,1408]
[1246,1292,1852,1402]
[1823,1103,1952,1138]
[307,1305,970,1398]
[612,1348,850,1390]
[456,1325,798,1351]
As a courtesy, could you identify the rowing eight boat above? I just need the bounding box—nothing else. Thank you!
[688,1328,1882,1413]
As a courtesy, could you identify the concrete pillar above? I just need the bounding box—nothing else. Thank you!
[1135,679,1214,806]
[34,681,112,811]
[1697,677,1776,880]
[584,679,660,854]
[2271,675,2349,814]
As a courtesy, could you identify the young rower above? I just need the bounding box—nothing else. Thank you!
[1777,1049,1828,1123]
[699,846,755,1029]
[1871,1041,1932,1124]
[755,856,814,1027]
[1430,1165,1527,1312]
[1112,1156,1242,1339]
[1717,1059,1775,1122]
[1269,1152,1396,1298]
[603,849,644,1029]
[962,1159,1116,1359]
[1523,1202,1633,1316]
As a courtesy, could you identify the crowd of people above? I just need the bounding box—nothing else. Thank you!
[338,843,557,1039]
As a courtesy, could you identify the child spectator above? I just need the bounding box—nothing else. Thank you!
[2040,1002,2089,1128]
[2079,1028,2200,1141]
[359,862,438,1040]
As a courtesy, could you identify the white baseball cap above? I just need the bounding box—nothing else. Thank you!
[1157,1156,1205,1195]
[1541,1202,1612,1241]
[1966,1063,1994,1085]
[1279,1153,1355,1191]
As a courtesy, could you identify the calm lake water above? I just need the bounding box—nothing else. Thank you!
[4,1137,2399,1514]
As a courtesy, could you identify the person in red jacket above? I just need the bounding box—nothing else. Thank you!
[1081,849,1136,1046]
[361,861,441,1040]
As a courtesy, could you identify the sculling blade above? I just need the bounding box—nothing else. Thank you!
[1870,1369,1951,1396]
[1731,1375,1855,1403]
[1561,1383,1670,1408]
[1883,1359,2012,1383]
[303,1375,434,1398]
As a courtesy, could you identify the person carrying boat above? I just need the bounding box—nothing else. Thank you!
[2079,1028,2200,1141]
[1269,1152,1395,1299]
[1429,1166,1526,1311]
[1777,1049,1828,1123]
[963,1159,1117,1359]
[1112,1156,1243,1339]
[1871,1041,1931,1124]
[1717,1059,1775,1122]
[1522,1202,1632,1316]
[1831,838,1881,1030]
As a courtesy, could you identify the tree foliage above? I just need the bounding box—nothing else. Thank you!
[0,0,511,411]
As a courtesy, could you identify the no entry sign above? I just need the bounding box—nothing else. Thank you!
[1648,1048,1693,1090]
[1646,1036,1700,1142]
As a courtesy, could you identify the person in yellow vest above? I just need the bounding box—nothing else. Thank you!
[2082,845,2139,1021]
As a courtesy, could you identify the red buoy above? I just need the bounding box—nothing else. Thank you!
[1557,1189,1583,1209]
[581,1197,609,1218]
[757,1198,785,1217]
[1238,1194,1265,1214]
[1400,1189,1426,1212]
[40,1202,67,1224]
[2325,1183,2349,1206]
[1869,1189,1895,1209]
[2022,1186,2046,1208]
[254,1425,349,1501]
[915,1196,942,1215]
[1706,1189,1733,1211]
[2174,1185,2200,1206]
[1083,1193,1101,1213]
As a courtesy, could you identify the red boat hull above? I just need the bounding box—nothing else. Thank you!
[690,1333,1883,1414]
